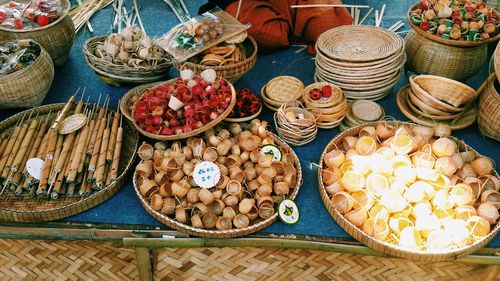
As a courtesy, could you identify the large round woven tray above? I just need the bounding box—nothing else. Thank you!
[407,4,500,48]
[397,85,476,130]
[0,103,139,222]
[318,121,500,261]
[316,26,404,62]
[120,78,237,141]
[133,131,302,238]
[83,35,172,86]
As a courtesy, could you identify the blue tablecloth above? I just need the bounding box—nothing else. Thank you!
[1,0,499,247]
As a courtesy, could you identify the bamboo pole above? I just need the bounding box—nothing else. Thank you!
[78,107,96,174]
[290,4,369,8]
[23,113,50,175]
[0,134,8,157]
[109,114,122,182]
[88,98,109,180]
[10,116,38,174]
[66,114,90,183]
[1,111,32,178]
[51,163,68,199]
[86,95,105,156]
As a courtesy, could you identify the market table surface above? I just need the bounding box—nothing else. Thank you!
[0,0,499,251]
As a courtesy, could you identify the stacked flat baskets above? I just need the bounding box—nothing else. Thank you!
[340,100,385,132]
[0,0,75,65]
[478,73,500,141]
[261,76,304,111]
[0,40,54,109]
[176,36,258,83]
[318,121,500,261]
[396,75,478,130]
[315,25,405,100]
[302,82,347,129]
[83,35,172,86]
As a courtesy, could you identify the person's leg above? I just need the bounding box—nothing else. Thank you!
[225,0,292,53]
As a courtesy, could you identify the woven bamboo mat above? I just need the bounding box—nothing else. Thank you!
[155,247,499,281]
[0,239,138,281]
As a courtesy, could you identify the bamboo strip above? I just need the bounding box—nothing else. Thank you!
[359,7,373,25]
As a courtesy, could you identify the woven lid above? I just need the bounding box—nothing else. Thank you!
[317,26,403,62]
[351,100,383,121]
[266,76,304,102]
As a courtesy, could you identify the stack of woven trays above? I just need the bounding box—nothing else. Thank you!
[261,76,304,111]
[273,101,318,146]
[302,82,347,129]
[396,75,478,130]
[315,26,405,100]
[339,100,385,132]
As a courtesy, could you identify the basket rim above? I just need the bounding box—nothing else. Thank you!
[224,105,262,122]
[133,131,303,238]
[412,75,477,103]
[0,103,139,217]
[120,78,237,141]
[0,40,50,82]
[406,3,500,48]
[83,35,172,73]
[318,120,500,261]
[176,36,258,71]
[0,0,70,33]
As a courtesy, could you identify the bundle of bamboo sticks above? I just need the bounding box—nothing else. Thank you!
[0,94,124,199]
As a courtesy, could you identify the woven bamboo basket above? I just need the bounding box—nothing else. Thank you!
[175,36,257,83]
[405,31,487,81]
[83,36,173,86]
[411,75,478,108]
[0,0,75,65]
[407,4,500,48]
[0,41,53,109]
[0,103,139,222]
[133,132,302,238]
[478,75,500,141]
[120,78,236,141]
[409,76,466,113]
[318,121,500,261]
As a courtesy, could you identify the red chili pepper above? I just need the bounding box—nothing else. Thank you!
[13,18,23,29]
[477,2,487,9]
[420,21,431,31]
[419,0,428,10]
[451,10,459,19]
[465,7,475,13]
[0,11,6,24]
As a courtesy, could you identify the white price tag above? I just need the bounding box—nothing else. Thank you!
[193,161,220,189]
[26,158,44,180]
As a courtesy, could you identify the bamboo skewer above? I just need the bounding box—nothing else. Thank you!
[79,106,97,174]
[106,103,120,162]
[110,113,123,182]
[290,4,369,9]
[87,95,105,156]
[359,7,373,25]
[95,113,111,188]
[37,96,75,196]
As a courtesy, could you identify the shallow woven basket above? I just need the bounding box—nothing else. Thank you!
[120,78,236,141]
[83,36,172,86]
[407,4,500,48]
[410,75,477,108]
[0,103,139,222]
[175,36,257,83]
[409,76,464,113]
[133,132,302,238]
[478,75,500,141]
[0,41,53,109]
[318,121,500,261]
[0,0,75,65]
[405,31,487,81]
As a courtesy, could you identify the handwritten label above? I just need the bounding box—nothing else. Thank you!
[193,161,220,189]
[26,158,44,180]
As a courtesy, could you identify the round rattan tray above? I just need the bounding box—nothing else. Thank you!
[133,131,302,238]
[120,78,237,140]
[0,103,139,222]
[318,121,500,261]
